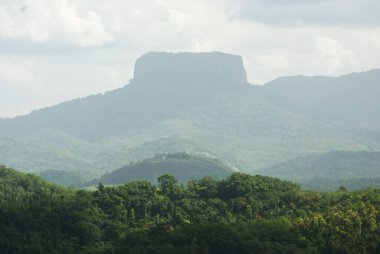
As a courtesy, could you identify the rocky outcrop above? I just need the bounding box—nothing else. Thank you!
[133,51,248,86]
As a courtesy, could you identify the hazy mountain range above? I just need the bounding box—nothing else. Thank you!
[0,51,379,188]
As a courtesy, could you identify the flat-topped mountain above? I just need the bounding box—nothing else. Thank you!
[0,52,250,139]
[134,51,247,84]
[0,51,379,188]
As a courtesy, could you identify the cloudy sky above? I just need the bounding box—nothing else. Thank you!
[1,0,380,117]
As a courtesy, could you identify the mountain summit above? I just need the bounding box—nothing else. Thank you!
[0,52,250,139]
[128,52,250,102]
[134,51,247,84]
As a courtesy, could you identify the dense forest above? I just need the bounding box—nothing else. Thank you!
[1,165,379,253]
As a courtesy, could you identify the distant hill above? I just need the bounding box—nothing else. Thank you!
[0,51,379,183]
[257,151,380,190]
[81,153,234,187]
[36,169,91,187]
[257,69,380,123]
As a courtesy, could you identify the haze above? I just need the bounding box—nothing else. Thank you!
[1,0,380,117]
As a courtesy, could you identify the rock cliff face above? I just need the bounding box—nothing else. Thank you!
[133,51,248,87]
[121,52,250,128]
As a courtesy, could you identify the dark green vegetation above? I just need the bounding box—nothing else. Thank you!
[0,52,379,189]
[258,151,380,191]
[1,165,380,253]
[81,153,234,188]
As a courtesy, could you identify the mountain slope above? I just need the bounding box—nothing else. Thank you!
[257,69,380,123]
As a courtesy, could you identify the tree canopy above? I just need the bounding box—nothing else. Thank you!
[0,165,379,253]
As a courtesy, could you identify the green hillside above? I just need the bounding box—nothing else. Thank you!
[81,153,234,187]
[0,165,66,197]
[257,151,380,190]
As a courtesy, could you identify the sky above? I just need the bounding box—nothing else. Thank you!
[1,0,380,117]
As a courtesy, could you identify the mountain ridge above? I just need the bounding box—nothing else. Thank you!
[259,68,380,123]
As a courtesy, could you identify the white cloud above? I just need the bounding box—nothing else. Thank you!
[0,0,380,116]
[0,0,112,46]
[232,0,380,27]
[0,57,42,88]
[257,54,291,71]
[0,54,126,117]
[315,37,357,70]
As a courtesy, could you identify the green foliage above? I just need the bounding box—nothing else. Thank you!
[116,221,317,254]
[1,166,380,253]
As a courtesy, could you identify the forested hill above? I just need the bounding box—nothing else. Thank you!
[0,165,65,195]
[1,165,380,253]
[81,153,234,188]
[257,151,380,190]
